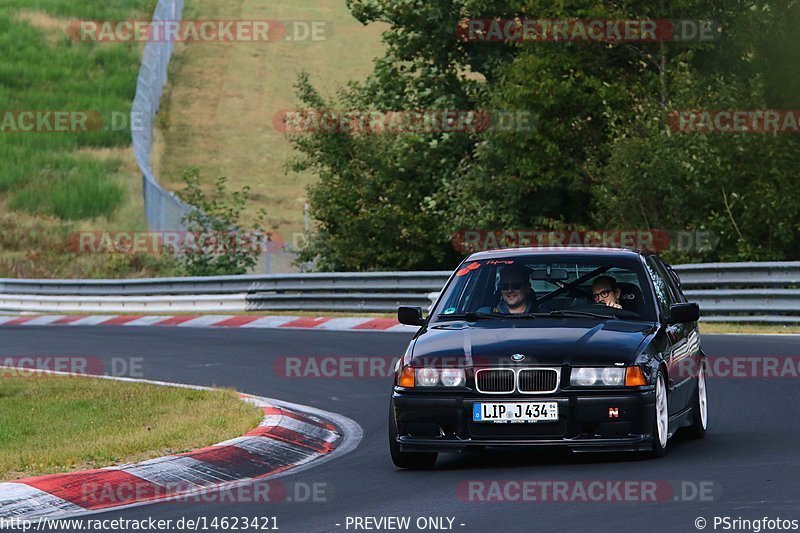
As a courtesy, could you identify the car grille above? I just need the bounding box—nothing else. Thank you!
[518,369,558,393]
[468,418,568,439]
[474,368,560,394]
[475,369,515,393]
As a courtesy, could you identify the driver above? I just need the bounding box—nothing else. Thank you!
[592,275,622,309]
[487,264,538,314]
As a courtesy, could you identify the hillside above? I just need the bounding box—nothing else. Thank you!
[154,0,385,243]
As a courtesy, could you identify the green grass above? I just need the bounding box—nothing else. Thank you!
[0,1,152,220]
[699,323,800,335]
[0,1,181,277]
[0,373,263,480]
[0,0,154,220]
[8,159,125,220]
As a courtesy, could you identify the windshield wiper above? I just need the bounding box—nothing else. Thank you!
[464,312,508,320]
[438,312,536,321]
[436,312,502,321]
[466,312,539,320]
[534,310,615,319]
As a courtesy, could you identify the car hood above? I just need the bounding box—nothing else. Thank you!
[409,318,657,367]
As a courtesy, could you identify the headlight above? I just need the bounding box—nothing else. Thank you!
[440,368,466,387]
[572,367,599,386]
[416,368,440,387]
[601,367,625,386]
[571,367,625,387]
[413,368,466,387]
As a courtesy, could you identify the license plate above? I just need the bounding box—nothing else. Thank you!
[472,402,558,423]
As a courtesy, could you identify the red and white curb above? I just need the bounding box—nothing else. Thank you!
[0,374,362,520]
[0,314,416,332]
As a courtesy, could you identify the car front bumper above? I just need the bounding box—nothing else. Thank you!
[392,387,656,453]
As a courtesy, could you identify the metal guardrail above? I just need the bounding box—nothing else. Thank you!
[0,272,449,296]
[673,262,800,323]
[0,264,798,321]
[0,273,449,314]
[673,262,800,288]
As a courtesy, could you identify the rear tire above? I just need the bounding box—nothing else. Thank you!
[687,363,708,439]
[389,403,438,469]
[649,372,669,458]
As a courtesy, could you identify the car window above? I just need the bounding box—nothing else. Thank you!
[656,257,687,303]
[645,256,675,316]
[433,255,656,321]
[438,262,491,313]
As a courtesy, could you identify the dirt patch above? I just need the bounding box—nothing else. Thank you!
[13,10,72,44]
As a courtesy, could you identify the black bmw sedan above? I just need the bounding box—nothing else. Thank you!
[390,248,708,469]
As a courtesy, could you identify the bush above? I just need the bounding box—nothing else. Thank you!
[175,168,269,276]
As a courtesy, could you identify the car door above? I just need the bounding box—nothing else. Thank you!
[644,256,694,415]
[657,257,702,405]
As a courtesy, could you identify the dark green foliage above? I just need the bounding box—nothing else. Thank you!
[292,0,800,269]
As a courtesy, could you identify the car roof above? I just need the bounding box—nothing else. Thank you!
[465,247,650,262]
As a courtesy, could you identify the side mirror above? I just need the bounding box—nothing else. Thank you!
[398,306,425,326]
[668,303,700,324]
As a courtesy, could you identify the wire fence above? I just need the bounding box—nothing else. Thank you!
[129,1,294,272]
[131,0,191,232]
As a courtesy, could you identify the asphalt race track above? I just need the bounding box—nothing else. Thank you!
[2,326,799,533]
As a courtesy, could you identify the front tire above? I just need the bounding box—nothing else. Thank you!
[389,403,438,469]
[649,372,669,457]
[687,363,708,439]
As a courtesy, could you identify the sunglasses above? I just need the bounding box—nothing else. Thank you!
[500,282,525,291]
[592,289,612,300]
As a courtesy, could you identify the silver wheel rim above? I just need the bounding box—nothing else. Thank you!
[698,365,708,430]
[656,374,668,448]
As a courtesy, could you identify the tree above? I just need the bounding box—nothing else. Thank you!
[592,0,800,263]
[290,0,800,269]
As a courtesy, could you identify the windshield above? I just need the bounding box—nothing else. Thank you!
[431,254,656,322]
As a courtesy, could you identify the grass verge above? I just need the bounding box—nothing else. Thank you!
[699,323,800,335]
[0,1,151,217]
[0,373,263,480]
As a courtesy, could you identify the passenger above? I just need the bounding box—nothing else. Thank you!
[488,264,538,314]
[592,275,622,309]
